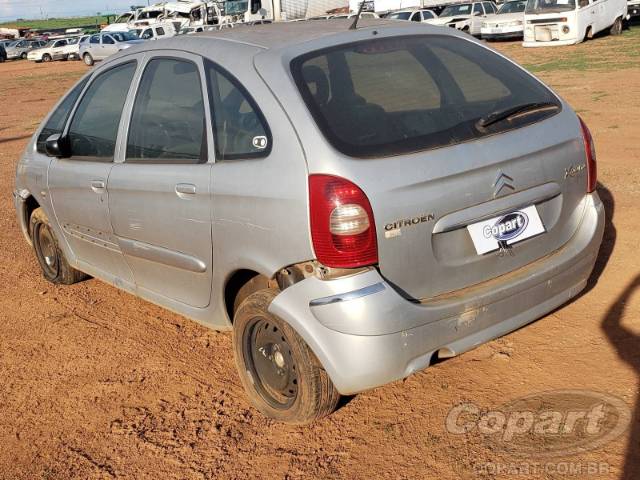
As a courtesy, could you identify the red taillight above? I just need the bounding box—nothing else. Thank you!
[579,116,597,193]
[309,174,378,268]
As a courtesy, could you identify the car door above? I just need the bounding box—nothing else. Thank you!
[48,60,139,288]
[52,40,67,60]
[88,34,100,57]
[471,2,485,34]
[108,53,214,308]
[100,35,118,59]
[421,10,435,21]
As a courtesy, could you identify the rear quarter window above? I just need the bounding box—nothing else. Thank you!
[291,35,561,158]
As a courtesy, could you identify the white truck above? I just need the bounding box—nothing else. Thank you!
[348,0,455,14]
[104,2,209,32]
[215,0,349,23]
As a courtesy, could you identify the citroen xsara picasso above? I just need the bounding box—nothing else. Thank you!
[14,20,604,424]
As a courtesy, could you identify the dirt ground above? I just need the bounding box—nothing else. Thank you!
[1,30,639,480]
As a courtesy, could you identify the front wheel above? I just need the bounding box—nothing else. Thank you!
[610,17,622,36]
[30,208,88,285]
[83,53,94,66]
[232,289,340,424]
[21,52,27,59]
[42,53,52,62]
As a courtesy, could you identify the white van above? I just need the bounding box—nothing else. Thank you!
[132,22,179,41]
[523,0,627,46]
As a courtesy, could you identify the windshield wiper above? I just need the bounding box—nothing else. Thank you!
[477,102,559,129]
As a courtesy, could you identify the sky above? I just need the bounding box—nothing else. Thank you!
[0,0,144,21]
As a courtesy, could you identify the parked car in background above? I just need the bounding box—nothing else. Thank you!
[386,8,437,21]
[66,36,90,60]
[15,20,604,424]
[629,0,640,18]
[27,38,75,63]
[133,22,179,40]
[426,1,498,35]
[0,43,6,63]
[523,0,627,46]
[79,32,144,66]
[5,39,46,60]
[481,0,526,40]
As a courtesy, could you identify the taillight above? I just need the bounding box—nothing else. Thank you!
[578,116,597,193]
[309,174,378,268]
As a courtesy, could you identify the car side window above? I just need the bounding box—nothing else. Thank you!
[484,2,496,13]
[126,58,206,163]
[103,36,115,45]
[422,11,434,19]
[67,62,137,160]
[141,29,153,40]
[474,3,484,15]
[205,60,272,160]
[156,27,165,36]
[90,35,100,44]
[36,78,89,154]
[411,12,421,21]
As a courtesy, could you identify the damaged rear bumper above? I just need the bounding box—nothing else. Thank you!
[269,193,605,395]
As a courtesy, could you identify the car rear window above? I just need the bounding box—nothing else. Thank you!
[291,35,561,158]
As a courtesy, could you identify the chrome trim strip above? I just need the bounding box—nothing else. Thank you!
[118,237,207,273]
[309,282,386,307]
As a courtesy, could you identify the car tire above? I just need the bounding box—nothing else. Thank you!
[21,52,27,59]
[83,53,94,66]
[30,208,88,285]
[232,288,340,424]
[610,17,622,36]
[42,53,52,62]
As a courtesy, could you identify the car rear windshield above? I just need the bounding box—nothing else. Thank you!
[291,35,561,158]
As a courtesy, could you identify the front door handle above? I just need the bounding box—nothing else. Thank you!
[90,180,106,193]
[175,183,197,197]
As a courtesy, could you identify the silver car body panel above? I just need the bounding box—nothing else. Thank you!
[15,20,605,394]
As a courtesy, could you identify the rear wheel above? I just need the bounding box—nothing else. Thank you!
[42,53,52,62]
[30,208,87,285]
[83,53,94,66]
[21,52,27,59]
[232,289,340,424]
[610,17,622,36]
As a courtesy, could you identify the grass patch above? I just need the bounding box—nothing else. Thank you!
[0,16,110,31]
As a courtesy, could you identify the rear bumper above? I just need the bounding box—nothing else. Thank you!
[523,38,579,47]
[481,31,523,40]
[269,193,605,394]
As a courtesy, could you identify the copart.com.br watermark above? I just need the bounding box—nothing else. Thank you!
[445,389,631,458]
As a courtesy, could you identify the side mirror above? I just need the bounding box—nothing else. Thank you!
[45,133,70,158]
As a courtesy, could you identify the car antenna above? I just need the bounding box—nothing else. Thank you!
[349,1,367,30]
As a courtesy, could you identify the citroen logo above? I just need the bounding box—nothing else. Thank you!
[493,171,515,198]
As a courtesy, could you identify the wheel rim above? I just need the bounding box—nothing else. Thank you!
[36,223,59,278]
[84,55,92,65]
[43,55,50,62]
[243,317,299,410]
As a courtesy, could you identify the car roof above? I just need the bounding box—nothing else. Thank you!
[185,18,403,50]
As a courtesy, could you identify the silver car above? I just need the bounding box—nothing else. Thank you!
[5,39,46,60]
[14,20,604,424]
[79,31,144,66]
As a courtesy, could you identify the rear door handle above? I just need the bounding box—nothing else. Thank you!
[90,180,106,193]
[175,183,197,196]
